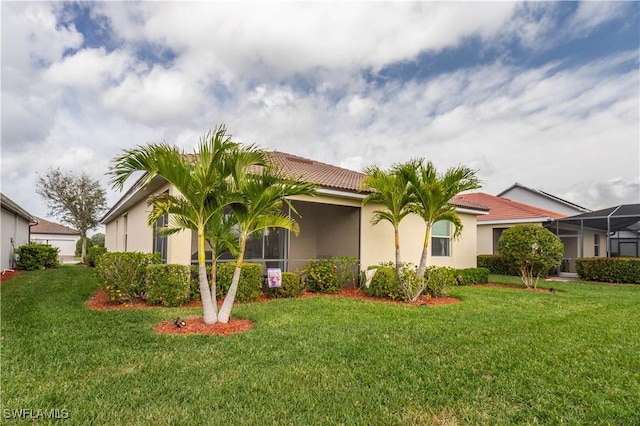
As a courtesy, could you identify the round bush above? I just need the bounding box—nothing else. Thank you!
[266,272,303,298]
[363,263,402,300]
[303,259,340,293]
[146,264,191,307]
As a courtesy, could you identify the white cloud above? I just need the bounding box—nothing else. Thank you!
[43,48,135,89]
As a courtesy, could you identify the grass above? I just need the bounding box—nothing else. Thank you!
[2,266,639,425]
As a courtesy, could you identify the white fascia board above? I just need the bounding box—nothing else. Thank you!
[479,217,553,225]
[456,207,489,216]
[317,188,366,200]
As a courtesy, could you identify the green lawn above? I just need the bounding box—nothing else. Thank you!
[2,266,639,425]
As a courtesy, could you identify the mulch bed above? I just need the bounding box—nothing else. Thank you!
[0,269,20,283]
[86,287,460,336]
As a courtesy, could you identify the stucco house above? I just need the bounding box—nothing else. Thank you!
[497,182,590,216]
[1,193,37,270]
[102,152,489,275]
[456,191,607,276]
[30,217,81,263]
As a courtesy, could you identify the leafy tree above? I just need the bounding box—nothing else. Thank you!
[400,159,481,279]
[361,165,412,278]
[36,168,107,262]
[497,224,564,288]
[75,237,94,257]
[108,125,263,324]
[217,167,316,323]
[90,233,105,247]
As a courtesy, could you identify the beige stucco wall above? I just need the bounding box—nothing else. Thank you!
[1,208,31,270]
[360,204,479,269]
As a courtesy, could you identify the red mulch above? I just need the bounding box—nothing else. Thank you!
[154,317,254,336]
[0,269,20,283]
[86,287,460,336]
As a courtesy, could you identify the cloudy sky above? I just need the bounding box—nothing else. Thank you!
[2,1,639,226]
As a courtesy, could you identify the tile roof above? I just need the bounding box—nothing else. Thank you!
[32,217,80,235]
[267,151,488,212]
[266,151,366,192]
[455,192,566,222]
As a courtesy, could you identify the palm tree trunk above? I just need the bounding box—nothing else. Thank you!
[417,227,431,278]
[198,230,218,324]
[210,260,218,314]
[218,236,246,323]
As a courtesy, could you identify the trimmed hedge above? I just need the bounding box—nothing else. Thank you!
[453,267,490,286]
[576,257,640,284]
[363,263,402,300]
[14,243,59,270]
[425,266,455,298]
[477,254,518,276]
[214,262,263,303]
[96,252,162,302]
[266,272,303,298]
[86,246,107,267]
[146,264,192,307]
[303,259,340,293]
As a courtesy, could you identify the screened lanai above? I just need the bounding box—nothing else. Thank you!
[552,204,640,258]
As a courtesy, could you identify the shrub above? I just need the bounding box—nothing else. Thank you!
[454,267,490,285]
[215,262,262,303]
[576,257,640,284]
[333,255,358,287]
[90,233,105,247]
[477,254,518,276]
[146,264,192,307]
[303,259,340,293]
[398,263,427,302]
[96,252,161,302]
[86,246,107,267]
[363,262,402,300]
[75,238,94,257]
[425,266,456,298]
[266,272,303,298]
[498,225,564,288]
[14,243,59,270]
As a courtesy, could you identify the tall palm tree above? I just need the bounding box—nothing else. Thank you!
[361,165,413,276]
[217,167,317,323]
[108,125,263,324]
[399,159,481,278]
[204,210,240,302]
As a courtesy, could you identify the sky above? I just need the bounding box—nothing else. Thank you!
[2,1,639,229]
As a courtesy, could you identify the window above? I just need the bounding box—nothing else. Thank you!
[492,228,508,254]
[431,221,451,257]
[153,213,168,264]
[594,234,600,257]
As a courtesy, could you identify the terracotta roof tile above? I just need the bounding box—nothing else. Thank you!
[266,151,366,192]
[267,152,487,212]
[455,192,567,222]
[32,217,80,235]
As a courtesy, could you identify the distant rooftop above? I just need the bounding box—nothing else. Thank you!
[456,192,566,222]
[497,182,590,213]
[32,217,80,235]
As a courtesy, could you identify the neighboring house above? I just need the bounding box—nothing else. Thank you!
[497,182,638,259]
[1,193,37,270]
[31,217,81,263]
[102,151,489,274]
[557,204,640,258]
[457,191,607,276]
[497,182,590,216]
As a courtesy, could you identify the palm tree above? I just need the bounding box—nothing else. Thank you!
[108,125,263,324]
[204,210,240,302]
[361,165,413,276]
[399,159,481,278]
[217,167,317,323]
